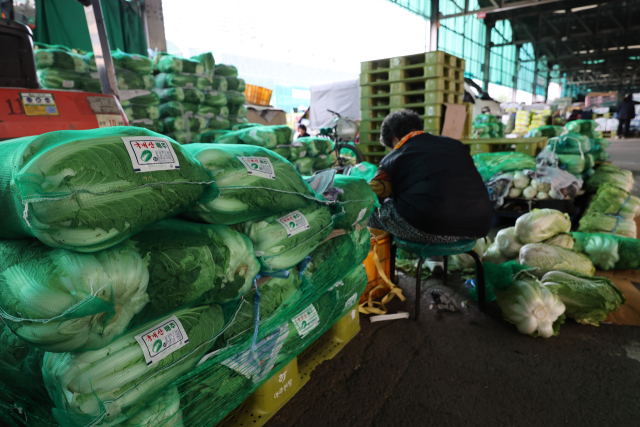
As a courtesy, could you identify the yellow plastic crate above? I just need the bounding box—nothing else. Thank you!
[217,308,361,427]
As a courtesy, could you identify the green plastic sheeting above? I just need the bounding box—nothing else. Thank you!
[35,0,147,55]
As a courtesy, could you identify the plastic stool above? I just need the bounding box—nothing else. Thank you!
[393,238,486,320]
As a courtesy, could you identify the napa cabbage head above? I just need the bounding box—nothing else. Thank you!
[496,271,565,338]
[235,202,334,272]
[495,227,523,258]
[578,212,637,238]
[0,239,149,352]
[586,184,640,219]
[519,243,595,278]
[182,143,324,225]
[130,219,260,323]
[541,270,626,326]
[2,126,216,252]
[331,175,379,229]
[117,387,183,427]
[43,304,224,427]
[571,232,620,270]
[543,233,574,249]
[515,209,572,244]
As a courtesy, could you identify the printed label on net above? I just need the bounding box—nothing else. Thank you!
[134,315,189,366]
[345,293,358,310]
[328,280,345,292]
[237,156,275,180]
[62,80,75,88]
[276,210,310,237]
[291,304,320,338]
[352,208,368,227]
[122,136,180,172]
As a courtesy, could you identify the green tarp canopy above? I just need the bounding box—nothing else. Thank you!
[35,0,147,55]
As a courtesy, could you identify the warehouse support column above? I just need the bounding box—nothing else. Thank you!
[83,0,119,97]
[544,70,551,103]
[531,51,539,104]
[482,20,494,92]
[145,0,167,52]
[511,45,521,103]
[430,0,439,51]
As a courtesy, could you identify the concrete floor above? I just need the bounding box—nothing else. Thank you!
[267,139,640,427]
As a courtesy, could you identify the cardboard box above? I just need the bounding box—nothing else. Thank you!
[245,103,287,126]
[441,103,466,140]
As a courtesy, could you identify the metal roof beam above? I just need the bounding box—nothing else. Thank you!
[492,26,640,47]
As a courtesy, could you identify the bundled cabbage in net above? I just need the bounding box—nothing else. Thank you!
[0,239,149,352]
[0,127,217,252]
[201,116,231,131]
[296,137,334,156]
[548,133,592,155]
[131,219,259,324]
[585,184,640,219]
[215,64,238,77]
[526,125,564,138]
[565,119,598,134]
[115,68,155,91]
[226,77,246,92]
[157,87,185,102]
[180,88,204,104]
[294,157,315,175]
[235,202,334,272]
[155,73,198,89]
[37,68,100,92]
[473,152,536,181]
[330,176,378,229]
[572,232,640,270]
[577,212,637,238]
[203,90,228,107]
[198,104,229,118]
[191,52,215,79]
[159,101,198,118]
[586,165,634,193]
[123,104,160,120]
[216,127,278,149]
[556,154,586,175]
[130,119,164,133]
[515,209,572,244]
[120,92,160,108]
[111,50,153,74]
[199,75,228,92]
[231,104,248,118]
[163,116,202,133]
[347,162,378,182]
[43,304,225,427]
[35,49,88,72]
[226,90,247,106]
[157,55,204,75]
[182,144,324,225]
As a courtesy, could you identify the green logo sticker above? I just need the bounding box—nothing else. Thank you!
[141,150,153,162]
[251,163,259,169]
[153,340,162,353]
[289,221,296,229]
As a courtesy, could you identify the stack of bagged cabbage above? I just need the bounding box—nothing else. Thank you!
[468,209,627,338]
[0,126,376,426]
[194,124,336,176]
[153,52,248,143]
[35,43,101,93]
[471,114,505,139]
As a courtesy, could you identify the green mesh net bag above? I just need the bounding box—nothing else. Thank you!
[346,162,378,183]
[226,77,246,92]
[182,143,326,225]
[35,49,88,72]
[203,90,228,107]
[198,104,229,118]
[0,239,149,352]
[472,152,536,181]
[115,68,155,91]
[123,104,160,120]
[548,133,592,155]
[120,92,160,108]
[226,90,246,106]
[565,119,598,134]
[235,202,334,273]
[191,52,215,79]
[572,232,640,270]
[296,137,334,156]
[215,64,238,77]
[159,101,198,118]
[130,219,260,324]
[129,119,164,133]
[155,73,198,89]
[37,68,101,93]
[43,304,226,427]
[215,127,278,149]
[157,55,205,75]
[585,183,640,220]
[0,127,217,252]
[157,87,185,103]
[330,175,378,229]
[111,51,153,74]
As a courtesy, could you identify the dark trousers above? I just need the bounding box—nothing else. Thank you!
[618,118,631,137]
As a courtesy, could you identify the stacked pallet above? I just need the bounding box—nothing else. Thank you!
[359,51,465,164]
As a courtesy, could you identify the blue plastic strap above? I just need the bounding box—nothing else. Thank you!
[611,215,624,236]
[616,195,632,216]
[257,269,290,279]
[297,256,312,276]
[465,279,476,290]
[250,275,262,355]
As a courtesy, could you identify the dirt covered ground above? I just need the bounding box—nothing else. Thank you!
[267,139,640,427]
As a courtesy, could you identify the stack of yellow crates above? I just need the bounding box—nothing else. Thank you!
[360,51,465,165]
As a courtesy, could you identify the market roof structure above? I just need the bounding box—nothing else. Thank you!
[388,0,640,96]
